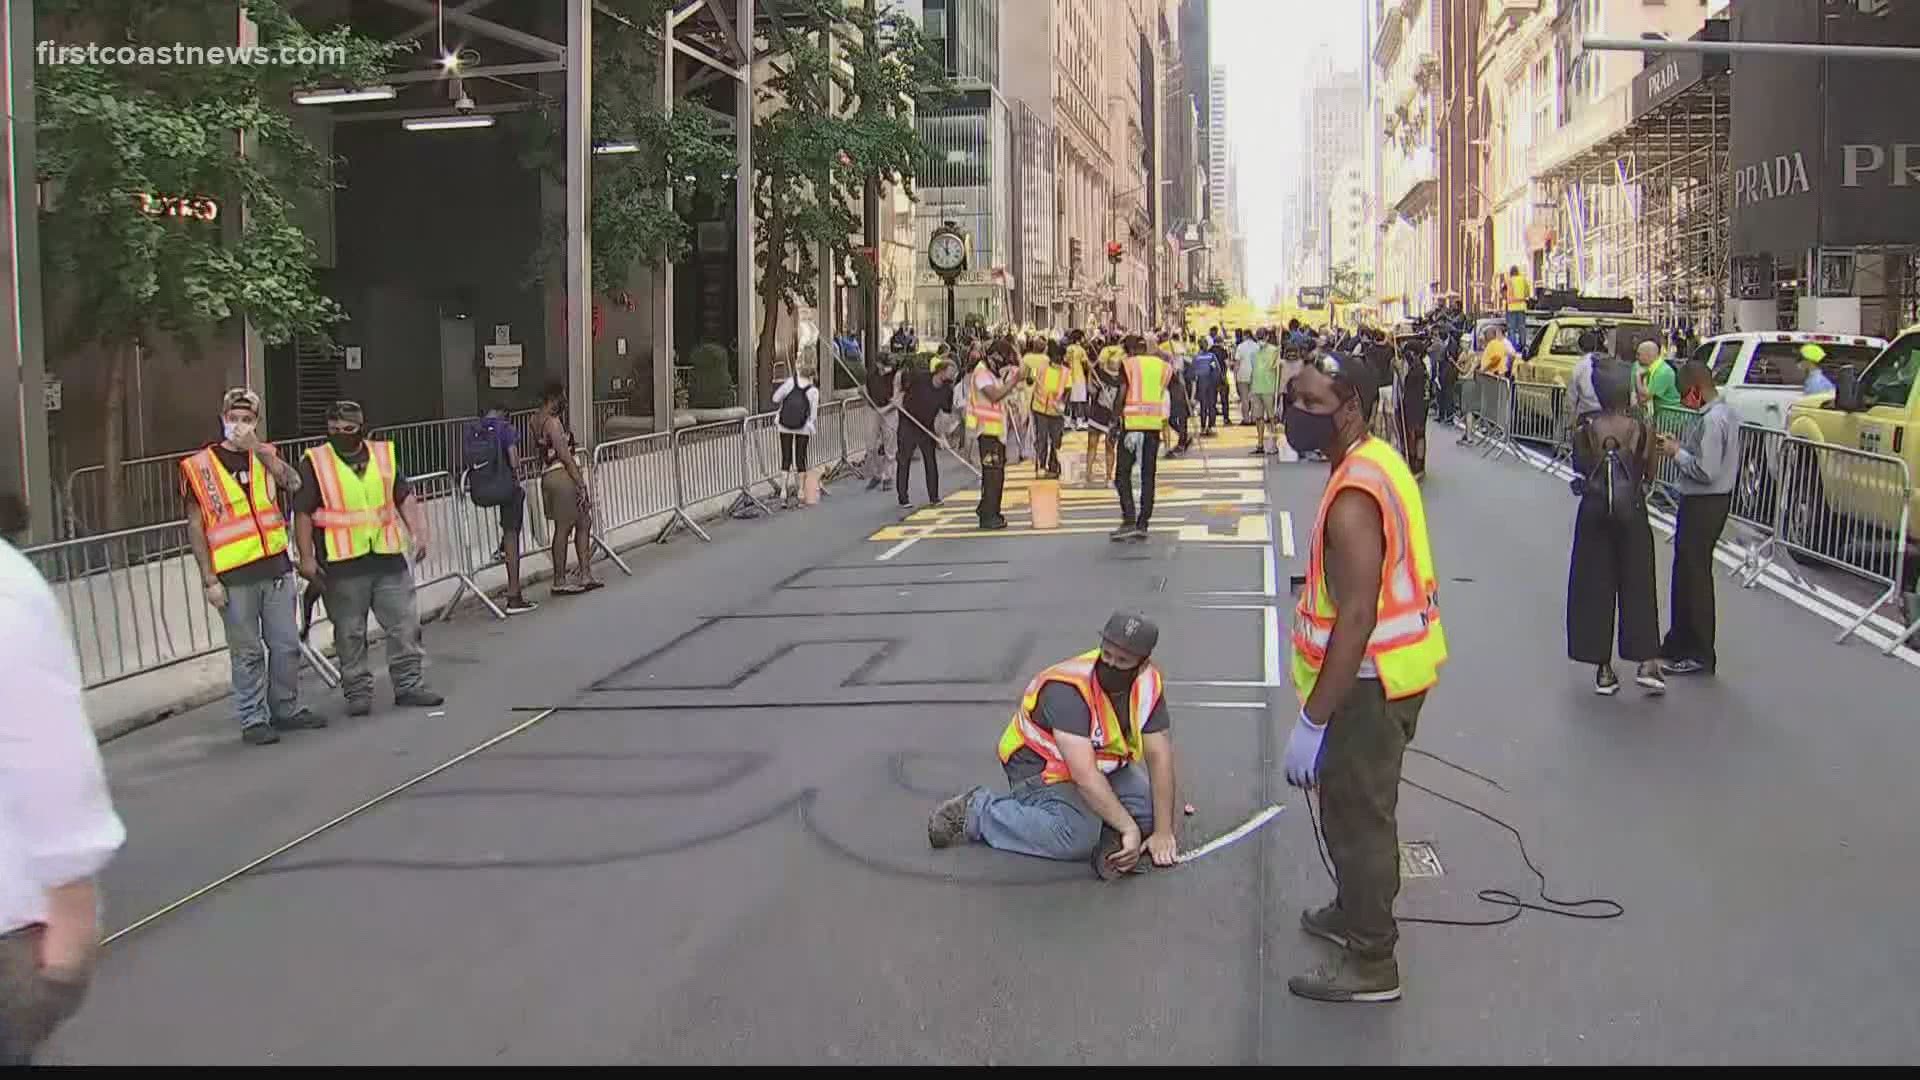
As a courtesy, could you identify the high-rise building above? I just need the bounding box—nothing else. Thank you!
[1101,0,1157,328]
[1304,70,1367,286]
[1207,64,1230,221]
[1054,0,1109,327]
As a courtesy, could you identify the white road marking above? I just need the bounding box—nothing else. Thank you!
[1264,606,1282,688]
[104,708,561,947]
[875,530,927,562]
[1278,510,1296,559]
[1263,537,1278,594]
[1176,805,1284,864]
[1178,701,1271,709]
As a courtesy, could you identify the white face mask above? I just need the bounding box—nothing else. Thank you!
[223,419,255,442]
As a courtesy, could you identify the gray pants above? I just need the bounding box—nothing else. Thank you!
[221,572,302,731]
[965,765,1156,861]
[0,926,87,1066]
[866,407,898,482]
[323,564,427,704]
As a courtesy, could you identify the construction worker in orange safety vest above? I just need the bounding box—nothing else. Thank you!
[967,350,1018,530]
[180,386,322,745]
[1030,342,1072,479]
[1280,358,1448,1006]
[927,611,1180,873]
[1112,334,1172,543]
[292,400,444,719]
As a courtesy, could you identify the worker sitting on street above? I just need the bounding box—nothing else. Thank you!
[928,612,1180,873]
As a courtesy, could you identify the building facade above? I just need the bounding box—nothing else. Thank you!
[1053,0,1110,327]
[1374,0,1439,321]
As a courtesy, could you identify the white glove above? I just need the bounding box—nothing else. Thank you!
[1124,431,1145,455]
[1283,708,1327,789]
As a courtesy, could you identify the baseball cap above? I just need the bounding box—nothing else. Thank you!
[1100,611,1159,658]
[221,386,262,415]
[325,400,366,427]
[1799,343,1827,364]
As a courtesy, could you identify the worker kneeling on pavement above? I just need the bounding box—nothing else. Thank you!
[928,612,1179,871]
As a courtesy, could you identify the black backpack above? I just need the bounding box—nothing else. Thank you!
[778,380,812,429]
[462,419,515,507]
[1584,433,1643,526]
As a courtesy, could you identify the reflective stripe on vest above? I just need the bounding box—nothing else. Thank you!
[1122,355,1170,431]
[997,650,1166,785]
[305,441,407,562]
[1033,364,1069,415]
[180,448,288,573]
[1291,437,1448,701]
[969,363,1006,438]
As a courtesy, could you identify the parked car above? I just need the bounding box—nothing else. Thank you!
[1781,328,1920,571]
[1699,331,1885,431]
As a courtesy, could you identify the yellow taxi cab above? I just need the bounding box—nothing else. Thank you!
[1783,326,1920,550]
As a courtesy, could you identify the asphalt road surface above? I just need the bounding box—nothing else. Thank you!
[50,421,1920,1065]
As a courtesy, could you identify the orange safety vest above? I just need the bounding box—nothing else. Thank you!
[179,446,288,574]
[997,650,1166,785]
[1292,436,1448,701]
[1033,363,1070,416]
[1121,354,1171,431]
[968,361,1006,438]
[305,441,408,563]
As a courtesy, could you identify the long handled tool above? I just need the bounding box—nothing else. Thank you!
[829,348,982,480]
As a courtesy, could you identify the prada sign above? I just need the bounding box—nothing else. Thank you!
[1734,145,1920,210]
[1630,49,1723,122]
[1732,152,1812,210]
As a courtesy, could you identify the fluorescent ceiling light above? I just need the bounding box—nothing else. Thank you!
[294,85,397,106]
[402,114,496,132]
[594,140,641,155]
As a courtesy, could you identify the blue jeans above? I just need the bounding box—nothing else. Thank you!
[221,572,302,731]
[965,765,1156,861]
[1506,310,1527,351]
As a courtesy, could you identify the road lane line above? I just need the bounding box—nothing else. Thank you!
[1263,538,1277,594]
[102,708,561,947]
[1264,606,1281,688]
[875,530,927,562]
[1278,510,1296,559]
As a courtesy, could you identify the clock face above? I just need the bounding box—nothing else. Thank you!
[929,232,966,272]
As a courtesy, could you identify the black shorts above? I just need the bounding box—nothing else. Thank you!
[497,482,526,533]
[780,432,810,471]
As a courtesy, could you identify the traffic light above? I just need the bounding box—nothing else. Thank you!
[1106,241,1125,265]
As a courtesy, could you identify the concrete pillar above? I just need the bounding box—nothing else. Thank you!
[735,0,756,408]
[565,0,593,443]
[2,0,53,540]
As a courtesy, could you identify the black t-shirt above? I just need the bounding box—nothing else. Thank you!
[867,358,900,407]
[180,444,292,586]
[901,369,954,429]
[1004,676,1172,784]
[293,444,415,579]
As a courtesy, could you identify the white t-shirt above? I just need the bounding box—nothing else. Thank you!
[0,540,125,933]
[1234,339,1260,382]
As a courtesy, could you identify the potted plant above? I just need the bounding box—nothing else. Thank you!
[688,342,747,422]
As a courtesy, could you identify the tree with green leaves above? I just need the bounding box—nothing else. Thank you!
[751,0,946,392]
[1205,278,1231,306]
[36,0,392,526]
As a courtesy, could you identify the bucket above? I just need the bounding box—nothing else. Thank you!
[802,468,822,505]
[1029,478,1060,530]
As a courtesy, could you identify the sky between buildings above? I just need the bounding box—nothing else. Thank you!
[1213,0,1366,303]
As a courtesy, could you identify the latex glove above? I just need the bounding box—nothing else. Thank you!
[1283,708,1327,789]
[1124,431,1145,455]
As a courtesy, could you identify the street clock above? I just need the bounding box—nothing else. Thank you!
[927,221,967,280]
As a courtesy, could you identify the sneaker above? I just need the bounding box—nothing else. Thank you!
[980,516,1009,531]
[865,477,883,491]
[241,724,281,746]
[1594,665,1619,696]
[927,497,943,507]
[347,698,373,718]
[1109,523,1137,542]
[1300,904,1351,949]
[1286,953,1402,1003]
[898,497,911,508]
[1660,658,1710,677]
[272,707,328,730]
[928,787,983,848]
[394,688,445,708]
[503,594,539,615]
[1249,447,1268,456]
[1635,662,1667,694]
[1125,525,1151,541]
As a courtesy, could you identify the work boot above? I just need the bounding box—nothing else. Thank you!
[980,516,1009,531]
[273,707,328,730]
[1286,953,1402,1003]
[347,698,373,718]
[1299,904,1350,949]
[1109,522,1137,542]
[928,787,983,849]
[395,688,445,708]
[241,724,281,746]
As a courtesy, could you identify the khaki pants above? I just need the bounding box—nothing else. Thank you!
[1319,682,1426,961]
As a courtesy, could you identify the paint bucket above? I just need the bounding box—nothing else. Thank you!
[1029,478,1061,530]
[802,469,821,505]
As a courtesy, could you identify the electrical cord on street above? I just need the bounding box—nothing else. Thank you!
[1303,777,1624,929]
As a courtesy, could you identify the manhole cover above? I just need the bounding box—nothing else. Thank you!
[1399,841,1443,879]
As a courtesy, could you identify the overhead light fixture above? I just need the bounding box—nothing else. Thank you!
[403,114,496,132]
[594,140,641,155]
[293,85,396,106]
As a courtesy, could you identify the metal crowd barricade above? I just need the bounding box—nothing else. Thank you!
[1646,404,1705,514]
[741,410,784,508]
[841,396,878,472]
[403,472,507,621]
[589,429,684,550]
[1726,423,1796,587]
[816,399,852,483]
[1470,375,1525,464]
[63,436,328,538]
[1769,436,1912,647]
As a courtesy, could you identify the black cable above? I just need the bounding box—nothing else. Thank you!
[1303,778,1623,929]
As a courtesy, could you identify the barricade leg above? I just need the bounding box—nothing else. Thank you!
[726,416,775,520]
[657,428,714,544]
[434,494,506,622]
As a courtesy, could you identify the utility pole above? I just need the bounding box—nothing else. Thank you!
[862,0,881,361]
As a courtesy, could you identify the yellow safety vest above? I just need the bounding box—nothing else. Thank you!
[180,447,288,574]
[997,650,1166,785]
[1033,363,1069,416]
[1122,354,1171,431]
[305,441,408,563]
[1067,345,1089,386]
[967,362,1006,438]
[1507,273,1532,311]
[1292,437,1448,701]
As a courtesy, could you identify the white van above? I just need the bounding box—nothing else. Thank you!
[1696,331,1886,431]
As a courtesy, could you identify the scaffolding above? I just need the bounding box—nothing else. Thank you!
[1539,66,1730,338]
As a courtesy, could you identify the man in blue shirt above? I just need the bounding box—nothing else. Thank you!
[1191,343,1222,434]
[1797,344,1837,395]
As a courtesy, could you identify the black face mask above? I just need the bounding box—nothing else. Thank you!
[1287,407,1339,453]
[328,433,364,455]
[1093,659,1141,694]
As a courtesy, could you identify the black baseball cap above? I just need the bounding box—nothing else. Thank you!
[1100,611,1159,658]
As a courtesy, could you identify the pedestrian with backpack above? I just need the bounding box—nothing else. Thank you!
[1566,360,1664,697]
[461,404,536,614]
[773,362,820,509]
